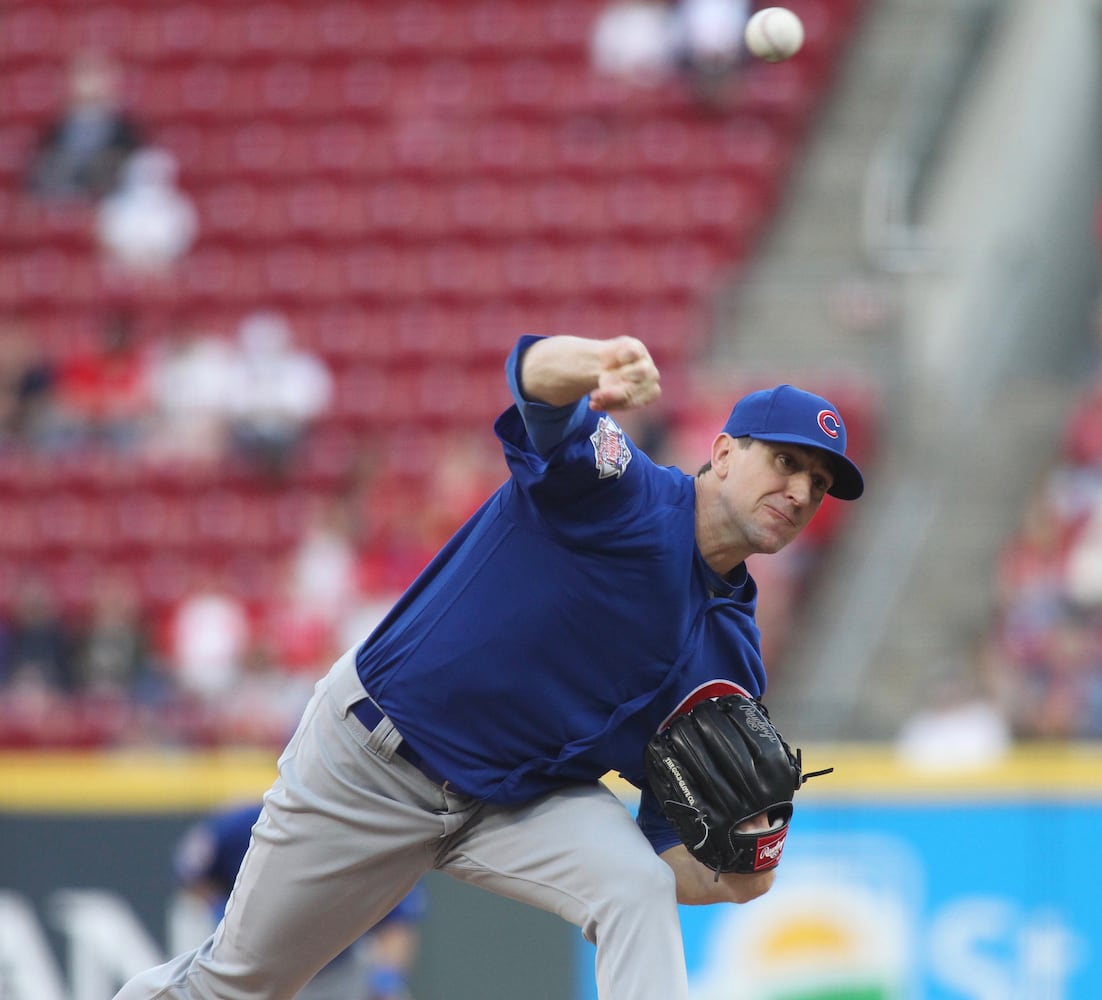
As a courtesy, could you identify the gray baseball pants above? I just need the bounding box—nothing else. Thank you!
[113,648,690,1000]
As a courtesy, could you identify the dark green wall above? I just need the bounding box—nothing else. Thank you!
[416,872,577,1000]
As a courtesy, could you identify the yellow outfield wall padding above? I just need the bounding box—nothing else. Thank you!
[0,750,278,812]
[2,744,1102,812]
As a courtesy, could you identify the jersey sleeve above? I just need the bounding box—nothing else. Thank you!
[503,334,591,458]
[635,784,684,855]
[496,335,652,523]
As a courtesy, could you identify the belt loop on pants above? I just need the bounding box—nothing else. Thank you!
[351,697,451,789]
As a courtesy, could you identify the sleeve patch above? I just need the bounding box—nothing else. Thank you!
[589,415,632,479]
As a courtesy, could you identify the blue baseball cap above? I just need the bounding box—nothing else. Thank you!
[722,384,864,500]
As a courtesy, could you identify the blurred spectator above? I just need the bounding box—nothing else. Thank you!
[252,497,370,679]
[421,430,507,548]
[994,485,1072,648]
[288,496,362,626]
[990,613,1102,740]
[354,481,439,599]
[895,657,1011,770]
[1061,380,1102,470]
[987,349,1102,739]
[73,570,153,698]
[0,576,76,693]
[210,638,314,747]
[590,0,677,86]
[0,314,60,448]
[261,567,342,681]
[96,148,198,279]
[145,322,240,466]
[224,311,334,478]
[54,309,152,450]
[167,571,251,702]
[24,49,144,201]
[670,0,750,107]
[1065,502,1102,607]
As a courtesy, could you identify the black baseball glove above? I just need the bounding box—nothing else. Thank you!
[643,694,831,877]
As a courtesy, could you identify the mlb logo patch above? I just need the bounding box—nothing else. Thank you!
[589,416,632,479]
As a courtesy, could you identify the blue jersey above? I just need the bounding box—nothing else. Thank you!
[356,335,766,854]
[173,802,259,903]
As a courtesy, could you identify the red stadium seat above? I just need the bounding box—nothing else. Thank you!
[284,179,345,241]
[525,176,609,240]
[0,498,39,557]
[551,116,630,178]
[112,491,197,556]
[0,5,65,67]
[386,115,467,180]
[541,0,604,57]
[180,245,266,306]
[732,61,819,139]
[331,362,410,429]
[652,239,732,299]
[313,2,387,55]
[185,62,258,123]
[400,364,505,429]
[391,301,475,365]
[0,123,37,186]
[230,122,313,179]
[3,62,66,125]
[70,5,139,57]
[603,176,685,239]
[16,249,103,308]
[388,2,459,61]
[192,489,276,551]
[292,425,362,489]
[233,3,316,62]
[150,122,215,180]
[467,299,552,361]
[193,180,266,243]
[681,174,768,252]
[579,240,658,301]
[144,3,218,64]
[338,58,398,118]
[460,1,547,59]
[411,58,485,115]
[34,494,114,556]
[310,304,401,368]
[500,240,581,301]
[445,177,533,242]
[470,119,557,179]
[256,61,342,120]
[310,121,394,179]
[363,178,448,244]
[424,241,508,302]
[343,244,430,303]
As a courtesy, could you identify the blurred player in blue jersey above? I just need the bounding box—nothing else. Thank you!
[116,333,864,1000]
[172,801,426,1000]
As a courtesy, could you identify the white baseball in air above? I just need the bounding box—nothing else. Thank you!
[744,7,805,62]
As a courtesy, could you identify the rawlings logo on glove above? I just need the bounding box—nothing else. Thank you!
[644,694,831,878]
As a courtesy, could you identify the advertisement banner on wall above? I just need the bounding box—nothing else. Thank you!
[577,752,1102,1000]
[3,747,1101,1000]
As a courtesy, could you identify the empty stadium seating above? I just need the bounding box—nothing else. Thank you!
[0,0,874,746]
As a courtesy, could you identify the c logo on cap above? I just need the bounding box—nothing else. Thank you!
[817,409,841,439]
